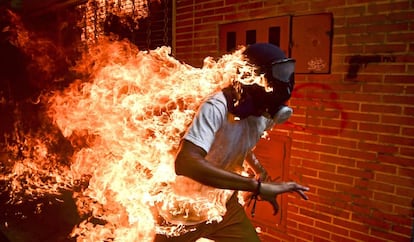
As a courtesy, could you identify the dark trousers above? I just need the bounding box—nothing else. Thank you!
[153,193,260,242]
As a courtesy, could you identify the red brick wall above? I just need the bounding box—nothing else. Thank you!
[174,0,414,241]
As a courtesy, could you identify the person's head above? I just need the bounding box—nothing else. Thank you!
[226,43,295,119]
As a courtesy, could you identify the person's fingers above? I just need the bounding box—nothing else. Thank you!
[287,182,309,192]
[270,199,279,215]
[295,190,309,200]
[286,182,309,200]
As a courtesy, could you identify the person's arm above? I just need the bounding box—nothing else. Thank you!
[175,139,309,213]
[175,140,258,191]
[245,151,268,181]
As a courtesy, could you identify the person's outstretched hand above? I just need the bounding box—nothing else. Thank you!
[259,181,309,215]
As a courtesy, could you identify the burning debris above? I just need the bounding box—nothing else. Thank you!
[0,25,263,242]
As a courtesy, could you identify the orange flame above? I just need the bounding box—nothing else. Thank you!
[44,37,260,240]
[1,3,266,241]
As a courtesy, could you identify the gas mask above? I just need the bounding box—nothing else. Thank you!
[261,58,296,117]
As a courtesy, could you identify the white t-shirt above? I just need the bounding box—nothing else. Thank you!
[185,91,275,172]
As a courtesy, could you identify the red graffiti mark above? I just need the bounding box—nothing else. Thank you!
[282,83,348,135]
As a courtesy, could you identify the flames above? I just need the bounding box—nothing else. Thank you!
[1,33,264,241]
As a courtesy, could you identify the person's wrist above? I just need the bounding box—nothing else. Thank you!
[254,177,261,197]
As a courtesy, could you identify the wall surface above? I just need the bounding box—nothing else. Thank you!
[174,0,414,241]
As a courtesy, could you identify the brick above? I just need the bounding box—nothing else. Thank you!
[371,228,411,242]
[400,146,414,156]
[383,94,414,105]
[346,33,386,44]
[375,172,413,187]
[379,135,414,147]
[395,54,414,62]
[361,103,402,114]
[303,158,336,172]
[291,148,320,160]
[286,227,313,241]
[387,11,414,22]
[359,123,400,134]
[345,74,384,83]
[398,167,414,178]
[202,14,223,23]
[333,217,369,233]
[238,1,263,10]
[382,115,414,126]
[332,44,364,54]
[303,142,338,154]
[364,199,394,214]
[401,126,414,136]
[299,208,332,223]
[372,210,412,225]
[392,224,412,237]
[277,2,310,13]
[406,86,414,94]
[367,1,410,13]
[352,213,391,230]
[347,14,388,26]
[362,84,405,94]
[364,180,395,193]
[337,166,374,180]
[341,93,382,102]
[224,11,250,21]
[322,137,357,149]
[295,166,318,177]
[338,147,377,161]
[388,32,414,42]
[378,154,414,167]
[176,25,194,33]
[356,160,397,173]
[319,172,354,185]
[176,12,193,21]
[347,112,380,123]
[366,22,409,33]
[320,120,354,133]
[320,154,355,167]
[384,75,414,84]
[302,176,335,190]
[350,231,387,242]
[349,202,371,217]
[374,191,412,208]
[340,130,378,142]
[288,213,315,227]
[214,6,236,14]
[316,221,349,236]
[332,5,366,17]
[358,141,398,154]
[330,234,355,242]
[307,108,341,119]
[394,205,413,216]
[249,7,279,18]
[396,187,414,202]
[202,0,224,9]
[310,0,346,9]
[315,203,351,219]
[404,107,414,115]
[363,63,406,73]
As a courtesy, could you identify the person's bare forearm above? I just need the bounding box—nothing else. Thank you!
[175,140,259,192]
